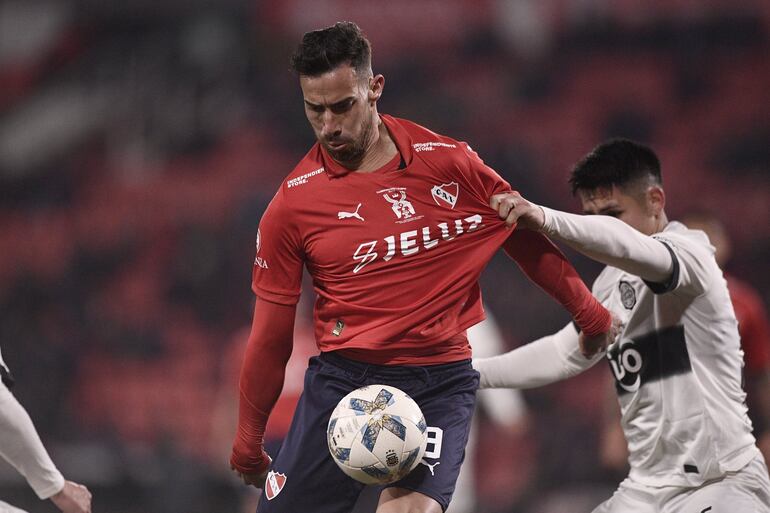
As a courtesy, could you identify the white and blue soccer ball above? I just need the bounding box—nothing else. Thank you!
[327,384,428,485]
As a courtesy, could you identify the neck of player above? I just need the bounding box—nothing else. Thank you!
[352,117,398,173]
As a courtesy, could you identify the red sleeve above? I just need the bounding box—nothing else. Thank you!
[461,141,513,198]
[230,298,296,475]
[503,229,611,336]
[253,189,304,305]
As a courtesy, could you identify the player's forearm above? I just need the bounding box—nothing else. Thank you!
[231,298,295,474]
[540,206,673,282]
[0,384,65,499]
[473,323,600,389]
[502,229,610,336]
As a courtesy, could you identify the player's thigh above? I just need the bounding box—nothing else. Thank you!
[592,479,656,513]
[257,357,364,513]
[377,486,443,513]
[666,457,770,513]
[384,361,478,511]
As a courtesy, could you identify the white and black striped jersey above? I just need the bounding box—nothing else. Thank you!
[594,221,757,487]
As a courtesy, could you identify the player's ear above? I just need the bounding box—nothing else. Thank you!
[648,185,665,216]
[368,74,384,103]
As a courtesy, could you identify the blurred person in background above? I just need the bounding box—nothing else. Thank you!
[448,309,528,513]
[229,21,614,513]
[476,139,770,512]
[0,350,91,513]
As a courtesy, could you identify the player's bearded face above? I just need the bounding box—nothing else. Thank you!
[322,110,373,164]
[300,66,377,167]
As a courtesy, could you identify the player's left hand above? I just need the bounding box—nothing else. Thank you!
[231,454,271,489]
[230,465,268,490]
[490,192,545,230]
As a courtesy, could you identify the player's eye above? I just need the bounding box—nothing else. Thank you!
[331,99,354,114]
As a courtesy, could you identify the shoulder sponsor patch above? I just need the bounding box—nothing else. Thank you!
[412,141,456,153]
[286,167,325,188]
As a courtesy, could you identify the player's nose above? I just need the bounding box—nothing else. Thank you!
[320,112,342,139]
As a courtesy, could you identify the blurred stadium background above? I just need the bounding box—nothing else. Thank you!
[0,0,768,512]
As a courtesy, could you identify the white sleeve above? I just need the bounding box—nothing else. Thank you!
[473,322,603,389]
[468,312,527,424]
[0,384,65,499]
[540,206,674,284]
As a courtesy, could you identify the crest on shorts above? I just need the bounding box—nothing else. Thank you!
[619,281,636,310]
[265,470,287,500]
[431,182,458,209]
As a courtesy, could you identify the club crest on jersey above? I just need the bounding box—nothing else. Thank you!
[619,281,636,310]
[265,470,286,500]
[255,228,268,269]
[431,182,458,209]
[378,187,421,223]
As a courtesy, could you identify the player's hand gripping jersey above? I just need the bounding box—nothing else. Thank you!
[254,115,601,365]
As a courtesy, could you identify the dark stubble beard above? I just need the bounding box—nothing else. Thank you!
[326,114,375,169]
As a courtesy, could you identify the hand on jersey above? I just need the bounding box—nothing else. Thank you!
[490,191,546,231]
[231,452,272,489]
[579,312,623,359]
[50,480,92,513]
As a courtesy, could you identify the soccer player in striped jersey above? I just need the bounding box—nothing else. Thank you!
[477,139,770,512]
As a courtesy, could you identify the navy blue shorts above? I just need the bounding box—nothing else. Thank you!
[257,351,479,512]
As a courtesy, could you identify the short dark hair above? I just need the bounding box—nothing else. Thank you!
[290,21,372,77]
[569,138,662,195]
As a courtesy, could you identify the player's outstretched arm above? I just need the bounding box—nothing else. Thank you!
[474,317,620,389]
[501,227,612,343]
[0,382,92,513]
[230,297,296,489]
[491,192,673,283]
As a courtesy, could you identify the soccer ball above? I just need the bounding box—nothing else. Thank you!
[327,384,428,485]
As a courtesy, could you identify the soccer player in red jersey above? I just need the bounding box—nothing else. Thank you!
[229,22,617,513]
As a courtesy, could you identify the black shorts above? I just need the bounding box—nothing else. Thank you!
[257,351,479,512]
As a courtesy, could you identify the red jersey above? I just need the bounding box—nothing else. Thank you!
[253,115,516,365]
[727,274,770,372]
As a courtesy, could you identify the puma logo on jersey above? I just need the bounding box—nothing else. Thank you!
[351,214,483,274]
[338,204,365,222]
[419,460,440,475]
